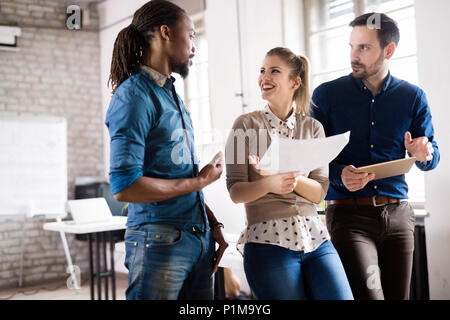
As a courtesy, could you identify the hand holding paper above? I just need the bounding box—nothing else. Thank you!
[199,151,223,186]
[249,155,302,195]
[249,155,276,176]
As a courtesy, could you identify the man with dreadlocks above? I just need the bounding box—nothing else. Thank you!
[105,0,227,300]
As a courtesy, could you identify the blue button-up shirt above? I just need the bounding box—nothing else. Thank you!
[105,68,207,230]
[311,73,440,200]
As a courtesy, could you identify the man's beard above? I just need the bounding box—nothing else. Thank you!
[351,51,384,80]
[171,61,190,79]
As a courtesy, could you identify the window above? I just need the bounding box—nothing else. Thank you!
[172,15,213,169]
[305,0,356,88]
[305,0,424,205]
[184,31,213,147]
[174,15,213,149]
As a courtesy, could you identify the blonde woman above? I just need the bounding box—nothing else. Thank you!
[225,47,353,300]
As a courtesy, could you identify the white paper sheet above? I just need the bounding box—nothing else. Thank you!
[256,131,350,174]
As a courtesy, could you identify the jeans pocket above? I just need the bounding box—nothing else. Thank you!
[146,228,183,247]
[124,228,146,271]
[407,203,416,232]
[388,202,415,233]
[124,240,138,271]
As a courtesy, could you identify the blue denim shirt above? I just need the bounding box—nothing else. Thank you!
[311,73,440,200]
[105,69,207,230]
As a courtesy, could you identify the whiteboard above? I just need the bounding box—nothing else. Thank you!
[0,116,67,217]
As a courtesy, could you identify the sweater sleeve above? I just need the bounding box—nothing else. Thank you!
[225,115,250,191]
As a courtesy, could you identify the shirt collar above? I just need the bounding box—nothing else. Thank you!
[381,71,393,92]
[351,71,393,93]
[263,105,296,130]
[140,64,169,87]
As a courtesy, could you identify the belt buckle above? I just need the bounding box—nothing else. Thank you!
[372,196,384,207]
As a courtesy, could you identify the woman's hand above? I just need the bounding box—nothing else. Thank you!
[265,172,302,195]
[249,155,301,195]
[248,155,273,176]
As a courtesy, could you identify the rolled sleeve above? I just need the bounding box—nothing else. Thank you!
[410,90,440,171]
[105,93,154,194]
[225,115,250,191]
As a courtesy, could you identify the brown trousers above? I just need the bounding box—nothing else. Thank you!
[326,201,415,300]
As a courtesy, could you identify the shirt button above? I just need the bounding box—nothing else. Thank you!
[374,185,378,189]
[371,99,375,103]
[370,145,374,148]
[364,87,367,90]
[371,122,375,126]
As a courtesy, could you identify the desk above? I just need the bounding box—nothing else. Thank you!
[43,216,127,300]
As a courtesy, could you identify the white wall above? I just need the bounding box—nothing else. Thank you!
[204,0,243,137]
[205,0,306,136]
[236,0,284,113]
[415,0,450,299]
[283,0,306,55]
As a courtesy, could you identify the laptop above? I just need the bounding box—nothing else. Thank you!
[66,197,114,225]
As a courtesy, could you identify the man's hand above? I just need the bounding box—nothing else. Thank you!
[404,131,434,162]
[199,151,223,187]
[211,224,228,274]
[341,165,375,192]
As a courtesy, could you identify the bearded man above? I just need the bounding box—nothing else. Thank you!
[311,12,440,300]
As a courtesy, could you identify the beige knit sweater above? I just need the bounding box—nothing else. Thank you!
[225,110,329,226]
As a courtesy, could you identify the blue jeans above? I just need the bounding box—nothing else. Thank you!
[124,223,215,300]
[243,240,354,300]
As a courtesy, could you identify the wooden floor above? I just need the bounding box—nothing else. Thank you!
[0,272,128,300]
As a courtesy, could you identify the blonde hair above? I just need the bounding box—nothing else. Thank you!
[265,47,312,115]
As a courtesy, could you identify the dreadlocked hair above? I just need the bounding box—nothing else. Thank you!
[108,0,186,94]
